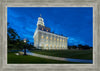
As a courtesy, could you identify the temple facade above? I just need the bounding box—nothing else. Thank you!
[33,15,68,50]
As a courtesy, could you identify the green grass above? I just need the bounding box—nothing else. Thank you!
[8,49,93,64]
[8,52,83,64]
[32,50,93,60]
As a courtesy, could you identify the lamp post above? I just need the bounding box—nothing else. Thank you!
[24,39,26,55]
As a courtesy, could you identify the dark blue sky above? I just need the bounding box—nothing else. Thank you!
[7,7,93,47]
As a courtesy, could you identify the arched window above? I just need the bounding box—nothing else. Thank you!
[50,37,52,40]
[63,39,64,42]
[57,38,59,41]
[46,44,48,47]
[50,45,52,48]
[54,38,56,40]
[41,35,44,39]
[46,36,48,39]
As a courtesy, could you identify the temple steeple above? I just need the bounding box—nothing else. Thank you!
[40,14,42,17]
[37,14,45,26]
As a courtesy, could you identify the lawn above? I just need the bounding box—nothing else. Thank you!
[8,52,82,64]
[8,49,92,64]
[32,50,93,60]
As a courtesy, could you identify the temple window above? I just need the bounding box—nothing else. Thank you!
[57,38,59,41]
[46,44,48,47]
[41,35,44,39]
[46,36,48,39]
[50,37,52,40]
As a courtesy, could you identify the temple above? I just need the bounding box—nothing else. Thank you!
[33,15,68,50]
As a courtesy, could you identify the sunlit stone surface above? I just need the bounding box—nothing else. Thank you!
[33,15,68,50]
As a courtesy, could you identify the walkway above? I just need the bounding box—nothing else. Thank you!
[26,52,92,63]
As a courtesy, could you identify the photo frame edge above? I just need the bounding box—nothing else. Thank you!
[0,0,100,71]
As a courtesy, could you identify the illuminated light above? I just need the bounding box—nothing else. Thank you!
[50,37,52,40]
[41,35,44,39]
[46,44,48,47]
[57,38,59,41]
[46,36,48,39]
[47,30,48,32]
[54,38,56,40]
[24,39,26,43]
[63,40,64,42]
[41,44,44,47]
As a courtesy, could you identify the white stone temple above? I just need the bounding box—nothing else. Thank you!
[33,15,68,50]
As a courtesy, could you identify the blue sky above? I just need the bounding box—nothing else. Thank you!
[7,7,93,47]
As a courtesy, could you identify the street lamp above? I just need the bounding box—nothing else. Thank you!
[24,39,27,55]
[24,38,26,43]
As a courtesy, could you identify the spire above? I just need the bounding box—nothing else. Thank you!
[37,14,45,26]
[40,14,42,17]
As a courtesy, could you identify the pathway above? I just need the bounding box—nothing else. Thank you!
[26,52,92,63]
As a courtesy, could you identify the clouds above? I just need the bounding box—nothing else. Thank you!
[68,37,86,46]
[7,7,93,47]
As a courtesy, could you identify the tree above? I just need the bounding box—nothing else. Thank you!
[72,45,77,49]
[78,44,83,50]
[7,23,21,50]
[7,23,36,51]
[8,28,20,40]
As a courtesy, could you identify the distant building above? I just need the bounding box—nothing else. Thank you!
[33,15,68,50]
